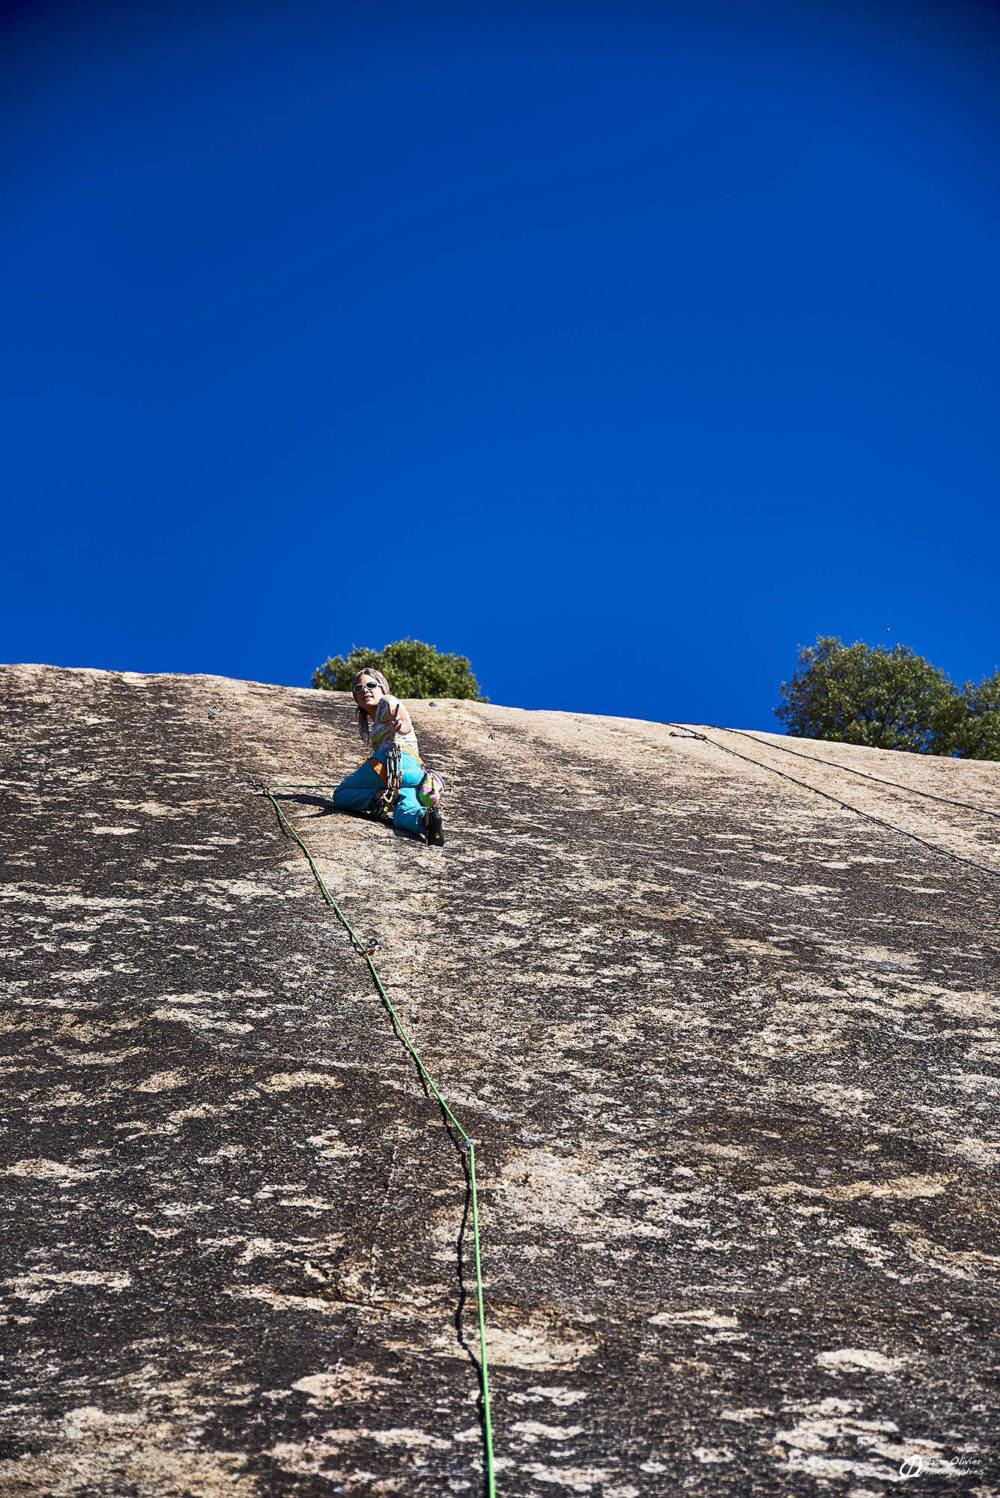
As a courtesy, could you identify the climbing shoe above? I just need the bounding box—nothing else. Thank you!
[365,791,392,824]
[424,808,444,846]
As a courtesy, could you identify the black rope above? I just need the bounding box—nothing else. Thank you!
[663,723,1000,882]
[717,727,1000,822]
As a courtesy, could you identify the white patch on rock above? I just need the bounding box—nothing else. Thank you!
[271,1426,452,1475]
[225,1285,345,1315]
[263,1071,344,1091]
[3,1158,96,1180]
[514,1386,589,1407]
[292,1366,393,1405]
[486,1318,597,1369]
[510,1421,585,1440]
[5,1271,131,1299]
[135,1071,190,1093]
[648,1309,738,1329]
[815,1348,906,1372]
[519,1463,612,1491]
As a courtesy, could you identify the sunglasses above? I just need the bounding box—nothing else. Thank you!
[355,680,380,692]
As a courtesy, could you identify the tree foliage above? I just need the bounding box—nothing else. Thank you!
[312,638,486,701]
[951,671,1000,761]
[775,636,1000,758]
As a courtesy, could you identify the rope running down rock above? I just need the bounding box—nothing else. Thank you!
[719,727,1000,822]
[253,779,497,1497]
[664,725,1000,881]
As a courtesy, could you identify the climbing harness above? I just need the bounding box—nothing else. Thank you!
[365,741,407,808]
[251,778,496,1496]
[665,723,1000,881]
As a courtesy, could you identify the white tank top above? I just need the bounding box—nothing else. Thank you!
[369,696,420,758]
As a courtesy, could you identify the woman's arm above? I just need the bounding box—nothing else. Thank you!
[387,698,413,736]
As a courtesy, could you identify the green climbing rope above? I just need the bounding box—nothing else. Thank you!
[256,781,496,1497]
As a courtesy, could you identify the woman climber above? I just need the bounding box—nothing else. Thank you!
[332,669,445,846]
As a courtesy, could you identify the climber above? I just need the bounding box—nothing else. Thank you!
[332,669,445,846]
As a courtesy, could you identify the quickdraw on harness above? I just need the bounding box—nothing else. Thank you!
[380,741,404,812]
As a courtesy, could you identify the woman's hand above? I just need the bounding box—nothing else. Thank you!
[389,702,413,736]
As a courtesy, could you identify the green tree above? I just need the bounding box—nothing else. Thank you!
[950,671,1000,761]
[312,638,487,701]
[774,636,959,754]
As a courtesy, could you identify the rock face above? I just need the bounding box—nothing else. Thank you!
[2,664,998,1498]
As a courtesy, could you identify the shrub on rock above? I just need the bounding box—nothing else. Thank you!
[312,638,486,701]
[775,636,999,758]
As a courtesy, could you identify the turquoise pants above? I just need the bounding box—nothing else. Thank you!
[332,747,427,836]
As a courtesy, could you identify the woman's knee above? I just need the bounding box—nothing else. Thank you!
[393,791,426,835]
[334,763,382,798]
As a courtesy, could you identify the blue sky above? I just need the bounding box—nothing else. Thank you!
[2,0,998,727]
